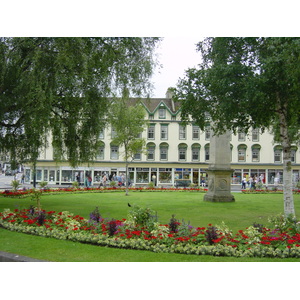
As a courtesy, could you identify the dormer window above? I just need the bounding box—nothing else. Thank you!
[159,107,166,119]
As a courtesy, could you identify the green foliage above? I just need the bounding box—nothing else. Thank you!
[148,181,155,189]
[39,181,48,189]
[31,189,42,211]
[109,95,148,162]
[72,181,79,188]
[11,180,20,191]
[127,204,157,229]
[174,37,300,216]
[109,93,148,194]
[175,37,300,137]
[268,213,300,235]
[0,37,160,167]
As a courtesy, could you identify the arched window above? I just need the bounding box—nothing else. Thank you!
[146,142,156,161]
[159,142,169,161]
[191,143,201,161]
[252,144,261,162]
[110,143,119,160]
[178,143,188,161]
[237,144,247,162]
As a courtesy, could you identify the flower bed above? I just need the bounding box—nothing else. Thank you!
[1,186,207,198]
[1,207,300,258]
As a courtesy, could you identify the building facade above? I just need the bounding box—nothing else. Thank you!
[24,96,300,187]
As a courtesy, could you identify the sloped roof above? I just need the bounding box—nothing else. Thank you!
[113,97,181,115]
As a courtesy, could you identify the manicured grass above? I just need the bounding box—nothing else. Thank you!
[1,191,300,262]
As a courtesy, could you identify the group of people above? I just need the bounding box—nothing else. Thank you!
[77,172,128,188]
[241,174,265,190]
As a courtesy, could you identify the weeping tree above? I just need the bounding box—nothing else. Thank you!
[0,37,161,181]
[174,37,300,216]
[109,91,148,195]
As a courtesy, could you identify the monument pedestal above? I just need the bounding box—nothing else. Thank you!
[203,130,235,202]
[204,168,235,202]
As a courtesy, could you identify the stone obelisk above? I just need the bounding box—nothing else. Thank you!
[204,130,235,202]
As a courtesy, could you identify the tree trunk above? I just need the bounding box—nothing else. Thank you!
[277,101,295,216]
[33,161,37,188]
[282,148,295,216]
[125,161,129,196]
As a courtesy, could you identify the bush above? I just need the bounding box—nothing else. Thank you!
[72,181,79,188]
[11,180,20,191]
[39,181,48,189]
[205,226,219,245]
[127,205,157,229]
[148,181,155,189]
[169,215,180,233]
[110,181,117,187]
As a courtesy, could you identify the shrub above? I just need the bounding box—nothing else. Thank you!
[89,207,103,223]
[110,181,117,187]
[31,189,42,211]
[11,180,20,191]
[108,219,118,236]
[127,205,157,229]
[252,222,264,233]
[169,214,180,233]
[205,226,219,245]
[268,213,300,235]
[72,181,79,188]
[39,181,48,189]
[148,181,155,189]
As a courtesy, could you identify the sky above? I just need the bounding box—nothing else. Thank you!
[151,37,203,98]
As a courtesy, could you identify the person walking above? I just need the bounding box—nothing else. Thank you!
[241,177,246,189]
[102,174,107,187]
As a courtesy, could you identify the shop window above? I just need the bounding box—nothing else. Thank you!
[136,168,149,183]
[159,168,172,183]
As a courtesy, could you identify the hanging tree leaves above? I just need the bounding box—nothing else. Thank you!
[0,37,161,168]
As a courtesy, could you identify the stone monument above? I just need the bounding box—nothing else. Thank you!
[204,130,235,202]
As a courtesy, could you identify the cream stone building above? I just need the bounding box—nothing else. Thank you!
[24,96,300,187]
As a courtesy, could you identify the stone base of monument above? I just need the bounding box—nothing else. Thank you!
[203,168,235,202]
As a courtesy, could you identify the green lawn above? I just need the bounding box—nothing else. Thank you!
[1,191,300,262]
